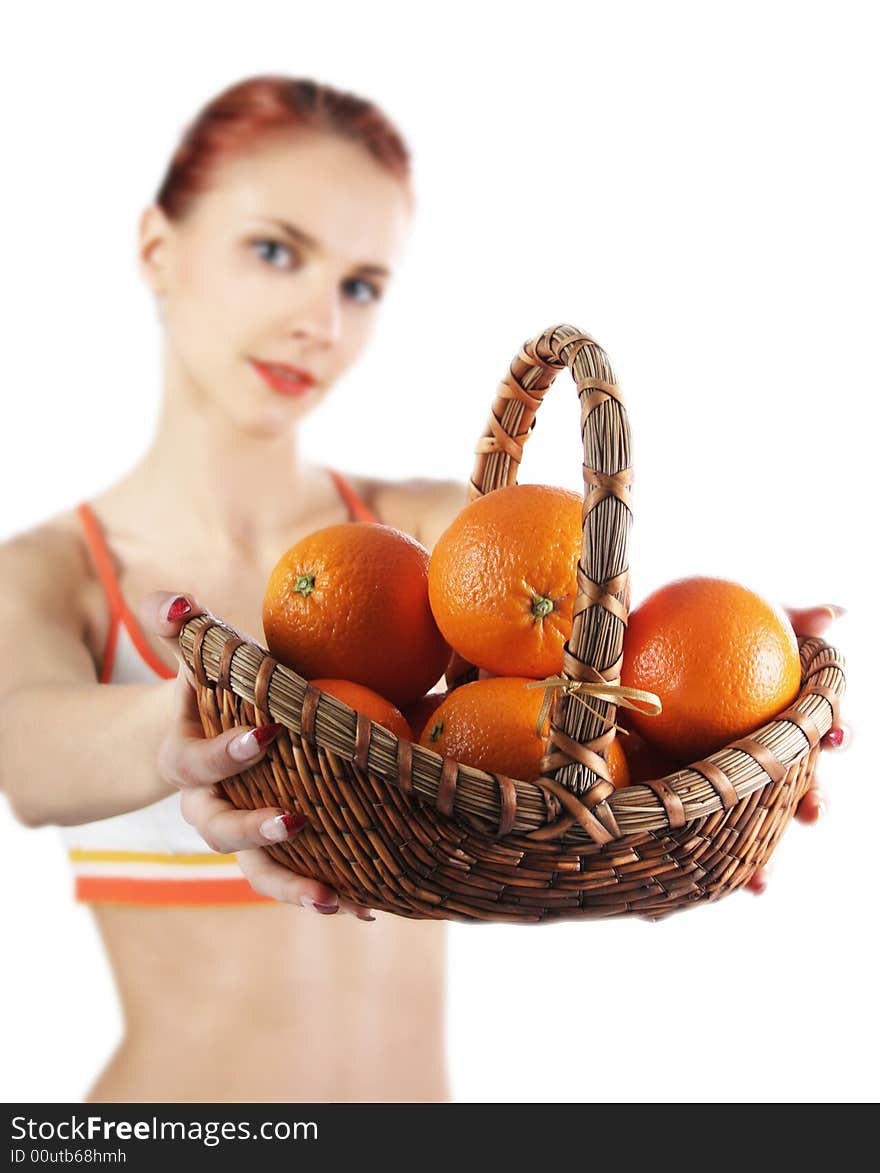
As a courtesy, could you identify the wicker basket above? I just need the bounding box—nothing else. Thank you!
[179,324,846,922]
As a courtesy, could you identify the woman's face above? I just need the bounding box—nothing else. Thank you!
[139,131,413,431]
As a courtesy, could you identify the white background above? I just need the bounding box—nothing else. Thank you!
[1,0,876,1104]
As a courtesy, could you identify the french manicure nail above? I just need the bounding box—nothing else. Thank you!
[260,812,309,841]
[165,595,192,621]
[823,604,847,619]
[229,723,284,761]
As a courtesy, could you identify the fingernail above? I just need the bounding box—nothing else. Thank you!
[165,595,192,621]
[229,723,284,761]
[260,813,309,841]
[825,727,845,748]
[358,912,377,922]
[822,604,847,619]
[301,896,339,915]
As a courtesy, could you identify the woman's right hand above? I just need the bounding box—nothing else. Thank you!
[137,591,376,921]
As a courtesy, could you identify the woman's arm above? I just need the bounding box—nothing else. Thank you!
[0,679,177,828]
[0,530,178,826]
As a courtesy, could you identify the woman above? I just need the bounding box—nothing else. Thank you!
[0,75,849,1104]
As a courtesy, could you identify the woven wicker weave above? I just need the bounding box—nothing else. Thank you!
[179,325,846,922]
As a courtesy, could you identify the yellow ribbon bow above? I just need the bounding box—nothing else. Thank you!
[525,675,663,735]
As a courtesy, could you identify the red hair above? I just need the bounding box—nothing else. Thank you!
[154,74,413,220]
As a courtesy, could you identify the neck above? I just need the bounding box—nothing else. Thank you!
[119,349,324,563]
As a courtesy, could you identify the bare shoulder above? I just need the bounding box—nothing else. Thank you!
[0,509,90,599]
[0,509,92,654]
[0,511,100,700]
[347,473,471,550]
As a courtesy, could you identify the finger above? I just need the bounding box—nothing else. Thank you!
[745,863,773,895]
[138,590,205,643]
[822,720,852,751]
[181,790,375,920]
[136,591,205,686]
[783,604,846,639]
[795,787,827,825]
[180,784,309,851]
[236,848,376,921]
[138,589,257,652]
[171,659,206,738]
[159,713,286,789]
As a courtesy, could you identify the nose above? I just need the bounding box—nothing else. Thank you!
[287,276,343,348]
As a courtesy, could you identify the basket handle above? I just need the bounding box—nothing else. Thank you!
[458,325,632,835]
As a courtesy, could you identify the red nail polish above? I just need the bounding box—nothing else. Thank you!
[279,812,309,835]
[166,596,192,621]
[252,722,285,749]
[825,727,844,748]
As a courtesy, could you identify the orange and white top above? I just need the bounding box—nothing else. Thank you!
[60,468,379,906]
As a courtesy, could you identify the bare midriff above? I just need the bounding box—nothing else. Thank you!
[85,902,450,1103]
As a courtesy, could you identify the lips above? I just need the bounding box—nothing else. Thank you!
[250,359,316,397]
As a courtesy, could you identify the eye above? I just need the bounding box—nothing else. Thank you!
[344,276,383,305]
[252,239,298,269]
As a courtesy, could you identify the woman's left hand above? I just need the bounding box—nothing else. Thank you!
[746,604,850,895]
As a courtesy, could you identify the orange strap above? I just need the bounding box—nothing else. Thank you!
[77,503,126,623]
[77,503,127,682]
[76,503,175,682]
[327,467,380,523]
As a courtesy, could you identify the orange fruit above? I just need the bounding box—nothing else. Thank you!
[420,677,550,781]
[428,483,583,678]
[615,707,683,783]
[263,523,451,708]
[617,728,682,785]
[419,676,629,787]
[620,576,801,762]
[605,736,631,789]
[401,690,448,742]
[310,678,413,741]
